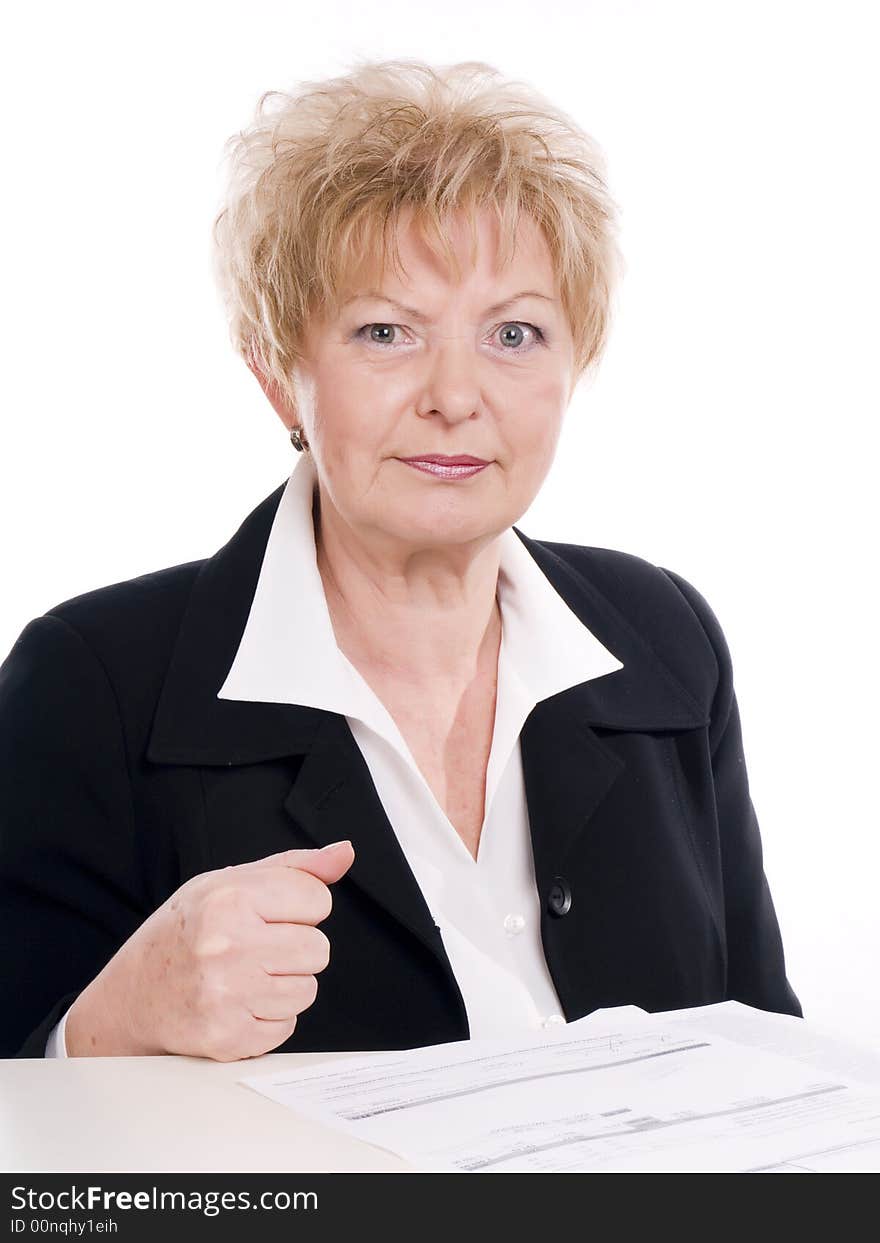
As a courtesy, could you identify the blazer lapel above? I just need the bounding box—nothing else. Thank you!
[511,529,710,891]
[281,709,446,955]
[520,693,625,895]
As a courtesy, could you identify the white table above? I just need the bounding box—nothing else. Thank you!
[7,1004,880,1174]
[1,1051,413,1173]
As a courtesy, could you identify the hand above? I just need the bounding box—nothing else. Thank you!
[65,841,355,1061]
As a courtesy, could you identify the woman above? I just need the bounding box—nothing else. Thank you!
[0,59,801,1061]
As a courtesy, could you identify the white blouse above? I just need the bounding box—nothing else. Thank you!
[46,453,623,1055]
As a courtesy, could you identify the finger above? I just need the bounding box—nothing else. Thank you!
[287,841,355,883]
[239,842,355,885]
[258,924,331,976]
[237,866,334,925]
[249,974,319,1021]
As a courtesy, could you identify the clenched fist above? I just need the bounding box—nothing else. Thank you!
[65,841,355,1061]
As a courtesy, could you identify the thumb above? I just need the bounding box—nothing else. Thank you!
[249,841,355,883]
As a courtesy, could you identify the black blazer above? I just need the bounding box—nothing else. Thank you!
[0,479,801,1058]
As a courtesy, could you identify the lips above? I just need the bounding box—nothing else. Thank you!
[399,455,490,466]
[399,456,490,480]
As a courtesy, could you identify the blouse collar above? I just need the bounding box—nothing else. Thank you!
[216,452,624,730]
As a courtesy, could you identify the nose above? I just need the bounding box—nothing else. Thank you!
[416,335,484,424]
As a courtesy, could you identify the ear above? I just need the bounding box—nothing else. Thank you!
[246,343,298,429]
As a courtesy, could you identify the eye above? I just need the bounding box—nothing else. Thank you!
[495,322,544,350]
[355,323,403,346]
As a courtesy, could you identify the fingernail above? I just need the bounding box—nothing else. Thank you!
[319,839,351,851]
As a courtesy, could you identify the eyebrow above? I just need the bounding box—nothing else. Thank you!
[341,289,557,322]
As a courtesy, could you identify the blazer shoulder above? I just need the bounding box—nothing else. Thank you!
[2,559,209,719]
[44,558,204,648]
[528,537,725,709]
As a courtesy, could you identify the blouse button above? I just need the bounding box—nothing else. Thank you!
[542,1013,566,1029]
[503,913,526,936]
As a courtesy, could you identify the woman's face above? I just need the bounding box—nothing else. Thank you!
[278,206,575,551]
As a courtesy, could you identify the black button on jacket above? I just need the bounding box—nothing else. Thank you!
[0,480,802,1058]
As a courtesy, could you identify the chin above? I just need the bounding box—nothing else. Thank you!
[387,507,506,547]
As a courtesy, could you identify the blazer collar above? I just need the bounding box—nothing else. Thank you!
[146,476,707,768]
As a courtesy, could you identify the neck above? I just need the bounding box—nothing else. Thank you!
[313,487,503,689]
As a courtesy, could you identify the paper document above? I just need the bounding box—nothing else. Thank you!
[648,1001,880,1091]
[241,1005,880,1172]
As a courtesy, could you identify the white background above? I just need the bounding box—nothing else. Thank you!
[2,1,878,1042]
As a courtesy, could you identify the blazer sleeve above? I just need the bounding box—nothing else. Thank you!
[660,568,803,1019]
[0,613,152,1057]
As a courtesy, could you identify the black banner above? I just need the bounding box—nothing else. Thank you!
[1,1171,850,1241]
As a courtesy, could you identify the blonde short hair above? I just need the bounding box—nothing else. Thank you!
[212,59,623,408]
